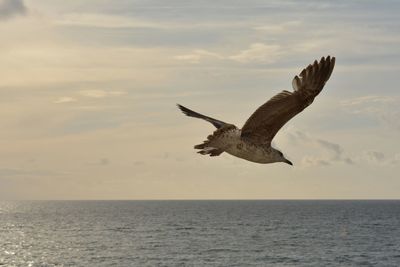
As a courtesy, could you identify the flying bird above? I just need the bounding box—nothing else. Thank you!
[177,56,335,165]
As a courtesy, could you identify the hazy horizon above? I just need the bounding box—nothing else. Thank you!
[0,0,399,200]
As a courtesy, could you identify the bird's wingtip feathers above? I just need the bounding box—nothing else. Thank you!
[177,104,191,116]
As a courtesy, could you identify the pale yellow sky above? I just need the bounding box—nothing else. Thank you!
[0,0,399,200]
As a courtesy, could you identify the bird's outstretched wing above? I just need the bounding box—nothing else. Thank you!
[177,104,230,129]
[241,56,335,144]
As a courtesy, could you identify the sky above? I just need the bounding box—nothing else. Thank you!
[0,0,399,200]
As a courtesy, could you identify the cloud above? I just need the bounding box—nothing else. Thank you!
[254,20,302,33]
[54,97,77,104]
[284,129,311,144]
[344,158,355,165]
[53,90,126,104]
[174,54,202,64]
[341,95,400,131]
[0,0,26,20]
[364,151,385,163]
[174,49,223,64]
[56,13,154,29]
[56,13,219,30]
[301,157,330,167]
[283,128,353,167]
[359,151,400,166]
[175,43,283,65]
[341,95,396,106]
[79,90,126,98]
[87,158,110,166]
[99,158,109,166]
[229,43,282,64]
[316,139,343,161]
[391,154,400,165]
[313,138,353,166]
[286,129,398,167]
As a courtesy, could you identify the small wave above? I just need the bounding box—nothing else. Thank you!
[175,227,195,230]
[204,248,240,253]
[109,227,133,233]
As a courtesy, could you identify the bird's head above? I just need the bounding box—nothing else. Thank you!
[275,150,293,166]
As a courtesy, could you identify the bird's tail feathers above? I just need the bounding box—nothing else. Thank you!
[194,133,224,157]
[196,146,224,157]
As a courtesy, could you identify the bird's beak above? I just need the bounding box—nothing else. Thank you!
[284,159,293,166]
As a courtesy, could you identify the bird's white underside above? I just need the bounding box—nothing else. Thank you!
[205,129,280,163]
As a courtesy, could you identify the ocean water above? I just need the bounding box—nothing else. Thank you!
[1,201,400,267]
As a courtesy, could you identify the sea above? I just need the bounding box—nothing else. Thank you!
[1,200,400,267]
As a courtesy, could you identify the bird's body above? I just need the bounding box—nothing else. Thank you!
[178,56,336,165]
[197,126,282,164]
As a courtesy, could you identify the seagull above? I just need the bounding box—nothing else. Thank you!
[177,56,335,165]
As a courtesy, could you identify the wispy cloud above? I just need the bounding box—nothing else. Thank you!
[54,97,77,104]
[341,95,397,106]
[79,90,126,98]
[301,157,331,167]
[175,43,283,64]
[56,13,171,29]
[174,49,223,64]
[55,13,246,30]
[316,139,344,161]
[229,43,282,64]
[53,90,126,104]
[98,158,110,166]
[359,151,400,166]
[0,0,26,20]
[285,128,399,167]
[341,95,400,130]
[364,151,385,163]
[254,20,302,33]
[391,154,400,165]
[284,129,353,167]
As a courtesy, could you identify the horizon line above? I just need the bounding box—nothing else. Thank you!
[2,198,400,201]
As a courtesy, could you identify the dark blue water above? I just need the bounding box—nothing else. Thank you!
[1,200,400,266]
